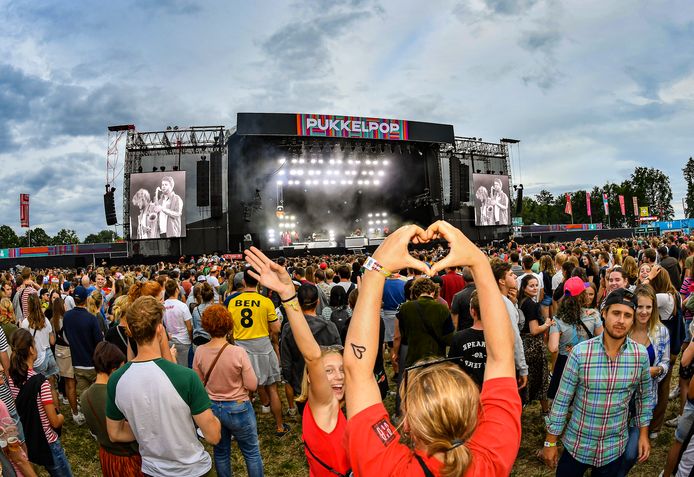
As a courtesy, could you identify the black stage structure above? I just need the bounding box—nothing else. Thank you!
[116,113,514,256]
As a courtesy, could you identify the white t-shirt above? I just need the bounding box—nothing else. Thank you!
[163,299,192,345]
[21,318,53,367]
[656,293,676,322]
[106,359,212,477]
[551,271,564,292]
[206,275,220,301]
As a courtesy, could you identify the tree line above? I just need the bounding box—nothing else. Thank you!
[518,166,678,227]
[0,226,121,249]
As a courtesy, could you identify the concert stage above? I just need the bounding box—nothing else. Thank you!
[116,112,514,257]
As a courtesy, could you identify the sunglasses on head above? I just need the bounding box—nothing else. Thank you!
[402,356,463,408]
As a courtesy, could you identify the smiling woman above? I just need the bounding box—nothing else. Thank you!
[244,247,351,477]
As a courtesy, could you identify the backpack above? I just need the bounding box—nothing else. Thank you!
[191,305,211,346]
[329,307,350,338]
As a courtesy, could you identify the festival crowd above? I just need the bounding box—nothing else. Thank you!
[0,223,692,476]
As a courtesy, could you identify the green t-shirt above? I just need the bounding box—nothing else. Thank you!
[82,383,139,456]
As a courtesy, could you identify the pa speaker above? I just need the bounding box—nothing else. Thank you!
[196,160,210,207]
[449,156,461,207]
[210,151,222,217]
[104,190,117,225]
[515,187,524,215]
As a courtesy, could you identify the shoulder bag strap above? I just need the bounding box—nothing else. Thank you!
[577,319,593,339]
[414,453,436,477]
[203,342,230,387]
[303,440,350,477]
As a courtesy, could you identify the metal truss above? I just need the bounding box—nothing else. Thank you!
[121,126,228,240]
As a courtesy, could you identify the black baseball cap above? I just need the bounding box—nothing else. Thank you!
[601,288,637,312]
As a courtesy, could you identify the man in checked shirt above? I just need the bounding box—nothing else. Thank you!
[542,288,652,476]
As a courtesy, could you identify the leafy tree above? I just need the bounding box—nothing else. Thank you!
[19,228,51,246]
[84,230,120,244]
[52,229,80,245]
[630,166,674,220]
[0,225,20,248]
[683,157,694,218]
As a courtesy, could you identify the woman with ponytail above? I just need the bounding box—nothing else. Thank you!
[342,222,521,477]
[8,329,73,476]
[547,277,603,400]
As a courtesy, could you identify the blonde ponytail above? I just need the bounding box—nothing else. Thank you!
[401,360,480,477]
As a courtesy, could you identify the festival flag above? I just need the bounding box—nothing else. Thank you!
[619,195,626,216]
[632,196,639,216]
[603,193,610,215]
[19,194,29,228]
[586,192,592,216]
[564,193,573,215]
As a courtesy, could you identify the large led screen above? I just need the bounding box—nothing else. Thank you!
[129,171,187,239]
[472,173,511,226]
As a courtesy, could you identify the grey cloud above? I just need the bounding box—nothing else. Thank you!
[261,10,372,76]
[484,0,541,15]
[135,0,202,15]
[521,66,562,91]
[519,29,561,52]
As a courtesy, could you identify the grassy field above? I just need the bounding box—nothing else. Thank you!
[43,366,680,476]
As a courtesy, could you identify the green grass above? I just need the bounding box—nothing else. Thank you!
[46,364,679,476]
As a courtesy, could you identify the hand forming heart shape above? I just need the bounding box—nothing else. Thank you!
[371,221,486,277]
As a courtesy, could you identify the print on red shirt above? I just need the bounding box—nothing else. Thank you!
[372,418,396,447]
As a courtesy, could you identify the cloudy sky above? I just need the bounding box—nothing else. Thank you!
[1,0,693,238]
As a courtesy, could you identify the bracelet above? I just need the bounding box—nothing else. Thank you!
[363,257,392,277]
[544,441,557,448]
[281,294,297,303]
[283,299,300,311]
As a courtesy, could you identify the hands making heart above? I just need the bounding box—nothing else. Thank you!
[371,220,487,276]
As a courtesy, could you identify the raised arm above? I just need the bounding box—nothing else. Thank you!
[344,225,430,418]
[427,221,515,381]
[244,247,334,408]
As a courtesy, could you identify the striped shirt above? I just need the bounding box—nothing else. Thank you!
[546,335,652,467]
[8,369,58,444]
[0,329,15,418]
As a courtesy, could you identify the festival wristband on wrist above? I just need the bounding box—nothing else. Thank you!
[363,257,392,277]
[544,441,557,448]
[281,293,297,303]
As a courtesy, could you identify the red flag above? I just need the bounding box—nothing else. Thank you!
[19,194,29,228]
[619,195,626,216]
[586,192,592,216]
[564,193,573,215]
[603,193,609,215]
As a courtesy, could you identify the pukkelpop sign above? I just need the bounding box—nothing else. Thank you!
[296,114,409,141]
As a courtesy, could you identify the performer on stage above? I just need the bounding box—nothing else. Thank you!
[132,188,160,239]
[491,178,509,225]
[154,176,183,238]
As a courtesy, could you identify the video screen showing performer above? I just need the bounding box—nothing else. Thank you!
[129,171,187,239]
[472,173,510,226]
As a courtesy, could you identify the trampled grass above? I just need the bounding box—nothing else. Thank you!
[40,363,679,476]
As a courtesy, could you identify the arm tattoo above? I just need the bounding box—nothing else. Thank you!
[350,343,366,359]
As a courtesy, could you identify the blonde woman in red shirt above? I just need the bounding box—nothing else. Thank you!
[342,222,521,477]
[245,248,350,477]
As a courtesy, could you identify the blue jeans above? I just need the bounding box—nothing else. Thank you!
[617,426,640,477]
[211,400,263,477]
[556,448,623,477]
[45,439,73,477]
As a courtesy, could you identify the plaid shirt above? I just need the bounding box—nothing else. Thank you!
[546,334,652,467]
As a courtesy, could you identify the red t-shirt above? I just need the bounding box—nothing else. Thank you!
[303,401,350,477]
[345,377,521,477]
[441,271,466,307]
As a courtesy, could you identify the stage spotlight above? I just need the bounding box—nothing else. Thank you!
[173,166,179,171]
[380,144,385,153]
[278,158,286,164]
[152,167,157,172]
[138,166,143,173]
[159,166,166,171]
[374,179,381,185]
[383,160,389,165]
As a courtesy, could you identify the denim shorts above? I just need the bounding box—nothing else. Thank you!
[685,319,693,343]
[541,296,553,307]
[34,350,60,378]
[676,403,694,442]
